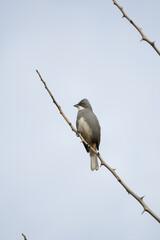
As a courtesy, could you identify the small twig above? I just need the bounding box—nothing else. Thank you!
[22,233,27,240]
[36,70,160,223]
[113,0,160,55]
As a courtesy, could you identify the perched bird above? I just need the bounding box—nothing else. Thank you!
[74,99,101,170]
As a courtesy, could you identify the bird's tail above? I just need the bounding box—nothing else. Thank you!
[90,143,99,171]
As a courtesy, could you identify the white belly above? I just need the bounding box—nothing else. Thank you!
[78,117,92,142]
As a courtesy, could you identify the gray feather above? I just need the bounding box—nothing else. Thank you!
[76,109,100,150]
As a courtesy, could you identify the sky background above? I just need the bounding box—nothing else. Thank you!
[1,0,160,239]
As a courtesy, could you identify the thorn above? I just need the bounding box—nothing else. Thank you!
[141,195,145,200]
[141,209,145,215]
[152,41,155,46]
[100,161,104,167]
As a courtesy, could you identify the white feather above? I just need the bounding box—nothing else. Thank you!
[77,106,85,111]
[78,117,92,138]
[90,155,99,171]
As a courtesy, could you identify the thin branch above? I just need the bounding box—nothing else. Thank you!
[113,0,160,55]
[36,70,160,224]
[22,233,27,240]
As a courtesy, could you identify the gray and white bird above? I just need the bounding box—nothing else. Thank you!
[74,99,101,171]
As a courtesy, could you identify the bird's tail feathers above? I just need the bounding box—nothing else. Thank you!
[90,143,99,171]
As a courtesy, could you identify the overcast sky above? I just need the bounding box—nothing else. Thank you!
[1,0,160,239]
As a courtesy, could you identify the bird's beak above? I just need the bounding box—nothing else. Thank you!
[74,104,78,108]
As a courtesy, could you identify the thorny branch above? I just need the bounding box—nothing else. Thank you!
[113,0,160,55]
[36,70,160,224]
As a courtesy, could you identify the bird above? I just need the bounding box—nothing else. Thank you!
[74,99,101,171]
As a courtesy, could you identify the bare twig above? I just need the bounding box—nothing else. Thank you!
[113,0,160,55]
[36,70,160,223]
[22,233,27,240]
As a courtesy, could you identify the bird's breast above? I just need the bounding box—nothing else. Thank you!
[78,117,92,142]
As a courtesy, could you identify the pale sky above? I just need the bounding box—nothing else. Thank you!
[1,0,160,239]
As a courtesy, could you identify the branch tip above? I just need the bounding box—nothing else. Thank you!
[22,233,27,240]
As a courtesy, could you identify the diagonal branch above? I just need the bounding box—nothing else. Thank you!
[36,69,160,224]
[113,0,160,55]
